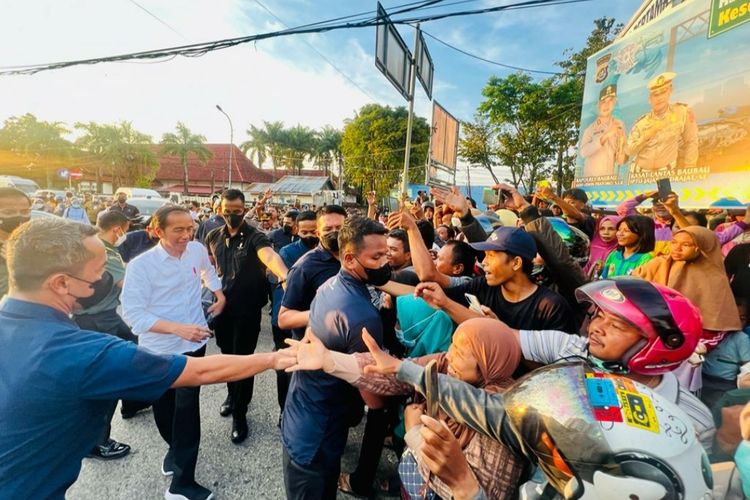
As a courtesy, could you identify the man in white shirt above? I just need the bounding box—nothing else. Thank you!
[122,205,225,500]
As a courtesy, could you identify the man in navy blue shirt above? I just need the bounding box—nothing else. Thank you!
[0,218,295,500]
[272,210,319,417]
[281,216,389,500]
[268,210,299,251]
[278,205,347,340]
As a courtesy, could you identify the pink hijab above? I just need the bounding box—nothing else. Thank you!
[584,215,621,274]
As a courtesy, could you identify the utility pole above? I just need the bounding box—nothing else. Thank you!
[400,24,420,196]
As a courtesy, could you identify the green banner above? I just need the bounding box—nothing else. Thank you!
[709,0,750,38]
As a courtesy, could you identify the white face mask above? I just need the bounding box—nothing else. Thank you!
[114,229,127,247]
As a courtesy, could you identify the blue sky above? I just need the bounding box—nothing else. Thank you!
[0,0,642,171]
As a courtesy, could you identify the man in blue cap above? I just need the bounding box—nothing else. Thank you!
[414,226,573,334]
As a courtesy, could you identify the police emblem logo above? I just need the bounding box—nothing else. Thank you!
[600,287,625,303]
[595,54,612,84]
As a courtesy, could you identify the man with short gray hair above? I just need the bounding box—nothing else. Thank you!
[0,218,296,500]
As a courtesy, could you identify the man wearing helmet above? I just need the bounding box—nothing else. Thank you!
[370,279,714,451]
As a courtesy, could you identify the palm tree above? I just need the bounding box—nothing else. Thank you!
[76,121,158,191]
[160,122,212,194]
[281,125,316,175]
[263,121,286,181]
[312,126,342,177]
[240,124,268,168]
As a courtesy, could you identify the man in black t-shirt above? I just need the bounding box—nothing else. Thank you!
[204,189,290,444]
[415,226,573,333]
[726,242,750,301]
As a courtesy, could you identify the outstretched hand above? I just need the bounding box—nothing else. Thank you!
[430,186,469,217]
[362,327,402,376]
[284,328,333,372]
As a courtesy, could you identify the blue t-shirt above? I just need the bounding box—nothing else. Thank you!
[280,244,340,339]
[271,239,313,327]
[0,298,186,499]
[281,270,383,468]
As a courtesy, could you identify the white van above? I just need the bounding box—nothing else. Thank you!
[0,176,40,195]
[114,187,163,199]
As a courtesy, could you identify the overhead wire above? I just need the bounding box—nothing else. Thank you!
[422,30,561,75]
[0,0,593,76]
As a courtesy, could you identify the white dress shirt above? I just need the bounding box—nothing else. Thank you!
[121,241,222,355]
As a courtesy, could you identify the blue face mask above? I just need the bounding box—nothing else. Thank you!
[736,440,750,498]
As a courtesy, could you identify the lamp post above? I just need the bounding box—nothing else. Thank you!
[215,104,234,189]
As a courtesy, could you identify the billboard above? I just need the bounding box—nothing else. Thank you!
[414,30,434,99]
[574,0,750,208]
[425,101,459,187]
[375,3,411,100]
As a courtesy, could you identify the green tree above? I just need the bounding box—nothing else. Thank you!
[312,126,342,178]
[160,122,212,194]
[263,121,287,180]
[340,104,429,199]
[240,124,268,168]
[458,116,500,184]
[0,113,72,188]
[76,121,158,192]
[280,125,316,175]
[478,73,554,193]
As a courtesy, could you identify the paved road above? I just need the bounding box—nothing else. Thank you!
[69,312,399,499]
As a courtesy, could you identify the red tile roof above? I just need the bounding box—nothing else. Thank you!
[155,144,274,184]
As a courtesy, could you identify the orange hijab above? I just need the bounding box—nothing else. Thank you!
[634,226,741,331]
[415,317,522,448]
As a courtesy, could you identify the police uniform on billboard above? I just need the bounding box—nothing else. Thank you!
[580,84,626,177]
[625,72,699,173]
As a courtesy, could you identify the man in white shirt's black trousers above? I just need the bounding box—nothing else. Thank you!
[122,204,225,500]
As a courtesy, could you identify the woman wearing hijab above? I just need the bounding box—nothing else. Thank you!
[583,215,620,278]
[394,295,454,358]
[635,226,742,391]
[600,215,655,278]
[290,318,526,499]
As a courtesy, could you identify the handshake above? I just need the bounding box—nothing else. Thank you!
[276,327,402,376]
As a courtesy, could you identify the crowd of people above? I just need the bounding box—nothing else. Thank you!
[1,180,749,500]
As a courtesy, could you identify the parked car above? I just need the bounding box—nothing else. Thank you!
[0,176,40,195]
[127,196,170,216]
[115,187,163,199]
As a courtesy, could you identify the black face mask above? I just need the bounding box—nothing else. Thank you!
[69,271,114,309]
[0,215,30,233]
[301,236,319,249]
[321,231,339,253]
[282,225,293,235]
[355,258,392,286]
[223,213,243,229]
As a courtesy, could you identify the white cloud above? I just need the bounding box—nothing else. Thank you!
[0,0,393,143]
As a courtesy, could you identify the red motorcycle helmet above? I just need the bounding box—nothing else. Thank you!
[575,278,703,375]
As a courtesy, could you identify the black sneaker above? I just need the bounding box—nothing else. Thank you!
[88,439,131,460]
[164,482,214,500]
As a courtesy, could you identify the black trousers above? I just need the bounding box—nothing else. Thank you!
[283,448,339,500]
[152,345,205,489]
[348,403,402,493]
[213,309,262,416]
[272,324,292,412]
[74,309,144,445]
